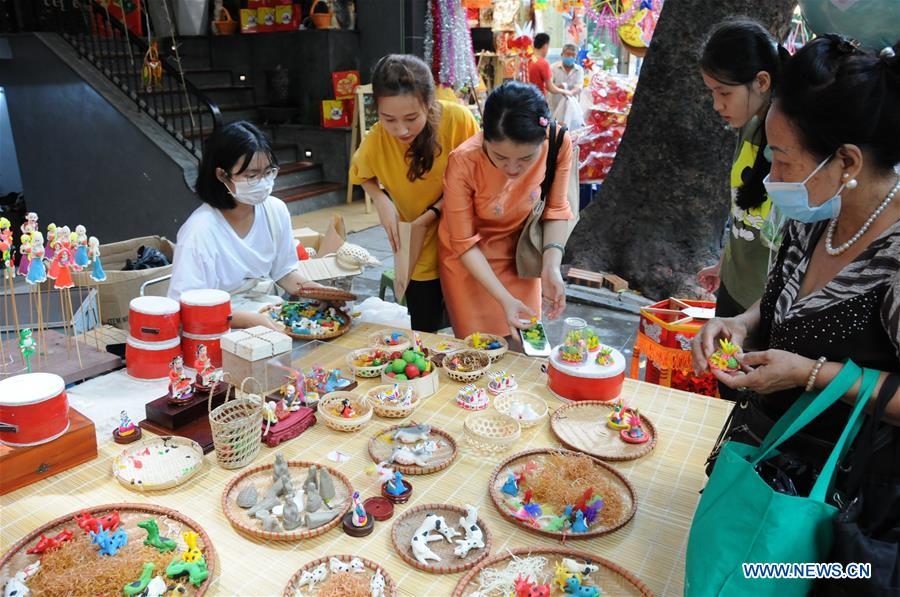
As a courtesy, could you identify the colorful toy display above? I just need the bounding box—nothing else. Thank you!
[487,370,518,395]
[620,410,650,445]
[457,384,489,411]
[708,338,743,373]
[605,399,630,431]
[383,349,434,381]
[595,346,614,366]
[166,356,194,405]
[469,332,504,351]
[269,299,350,339]
[112,410,142,444]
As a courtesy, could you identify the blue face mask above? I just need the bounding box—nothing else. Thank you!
[562,56,576,67]
[763,155,844,224]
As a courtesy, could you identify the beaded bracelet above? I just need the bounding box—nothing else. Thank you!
[804,356,827,392]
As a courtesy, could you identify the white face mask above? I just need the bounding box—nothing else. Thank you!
[230,174,276,205]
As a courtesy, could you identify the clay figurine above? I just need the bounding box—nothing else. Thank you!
[554,562,583,591]
[272,490,305,518]
[180,532,203,563]
[4,576,29,597]
[91,525,128,556]
[329,557,365,574]
[585,328,601,352]
[144,576,167,597]
[409,513,457,565]
[371,569,386,597]
[606,399,629,430]
[453,504,485,558]
[304,482,323,513]
[385,471,407,497]
[305,464,319,490]
[708,338,742,373]
[247,493,279,517]
[113,410,142,444]
[25,234,47,285]
[621,410,650,444]
[508,400,541,422]
[166,555,209,587]
[282,496,303,530]
[514,575,551,597]
[390,440,437,467]
[342,491,374,536]
[338,398,355,418]
[166,356,194,404]
[255,510,282,533]
[318,468,336,506]
[564,576,600,597]
[501,473,519,497]
[18,329,35,373]
[17,234,31,278]
[296,563,328,592]
[26,528,73,555]
[562,558,600,578]
[571,510,589,533]
[456,384,489,410]
[304,509,340,529]
[74,511,120,534]
[124,562,156,596]
[138,519,177,553]
[73,225,89,269]
[192,344,221,391]
[487,370,518,395]
[273,453,289,480]
[391,423,431,444]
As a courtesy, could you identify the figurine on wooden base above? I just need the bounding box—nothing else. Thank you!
[192,344,222,392]
[381,470,413,504]
[342,491,374,537]
[113,410,142,444]
[166,356,194,405]
[620,410,650,444]
[487,370,518,395]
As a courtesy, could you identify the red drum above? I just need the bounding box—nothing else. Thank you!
[546,344,626,402]
[181,331,227,369]
[0,373,70,447]
[129,296,181,342]
[126,336,182,381]
[180,289,232,336]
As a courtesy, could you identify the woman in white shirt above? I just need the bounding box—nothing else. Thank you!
[168,121,327,330]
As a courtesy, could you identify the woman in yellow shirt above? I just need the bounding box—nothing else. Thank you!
[349,54,479,331]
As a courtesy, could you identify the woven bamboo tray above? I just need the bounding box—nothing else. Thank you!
[366,384,422,419]
[463,411,521,455]
[452,546,654,597]
[492,391,548,429]
[464,333,508,363]
[390,503,492,574]
[488,448,637,540]
[0,503,217,596]
[346,348,391,378]
[112,435,204,491]
[370,330,412,353]
[261,302,351,341]
[222,460,352,542]
[443,350,491,383]
[551,401,658,462]
[318,391,373,432]
[368,424,458,475]
[282,554,397,597]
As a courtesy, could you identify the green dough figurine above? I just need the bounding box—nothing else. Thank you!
[137,519,177,553]
[18,329,35,372]
[123,562,155,596]
[167,555,209,587]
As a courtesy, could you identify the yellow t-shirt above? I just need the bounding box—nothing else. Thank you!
[349,100,479,281]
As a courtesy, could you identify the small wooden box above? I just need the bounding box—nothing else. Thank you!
[0,408,98,496]
[221,327,291,394]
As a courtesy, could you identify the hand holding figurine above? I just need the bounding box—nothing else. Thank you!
[692,317,747,375]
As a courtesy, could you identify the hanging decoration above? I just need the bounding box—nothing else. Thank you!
[784,7,814,54]
[424,0,479,92]
[491,0,520,32]
[583,0,663,56]
[141,40,163,91]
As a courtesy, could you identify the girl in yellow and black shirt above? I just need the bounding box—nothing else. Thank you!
[349,54,479,331]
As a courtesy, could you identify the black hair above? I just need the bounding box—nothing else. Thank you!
[776,35,900,173]
[483,81,550,145]
[371,54,442,182]
[195,121,277,209]
[534,33,550,50]
[701,17,788,210]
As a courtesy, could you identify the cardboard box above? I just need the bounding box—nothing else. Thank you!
[221,326,292,393]
[72,236,175,330]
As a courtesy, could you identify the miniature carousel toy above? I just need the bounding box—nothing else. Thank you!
[112,410,142,444]
[456,384,489,411]
[487,370,517,395]
[192,344,222,392]
[342,491,375,537]
[708,338,742,373]
[166,356,194,405]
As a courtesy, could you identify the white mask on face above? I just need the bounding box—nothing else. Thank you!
[229,174,276,205]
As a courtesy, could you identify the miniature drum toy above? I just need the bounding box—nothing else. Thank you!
[180,289,232,335]
[129,296,181,342]
[0,373,70,447]
[181,331,227,369]
[126,336,182,381]
[546,344,626,402]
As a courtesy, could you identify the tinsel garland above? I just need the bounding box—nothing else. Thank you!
[424,0,479,91]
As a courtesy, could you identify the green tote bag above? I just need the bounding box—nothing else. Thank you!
[685,361,879,596]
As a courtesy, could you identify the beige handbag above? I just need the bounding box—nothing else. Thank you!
[515,122,581,278]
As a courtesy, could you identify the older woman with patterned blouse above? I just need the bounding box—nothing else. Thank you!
[693,36,900,482]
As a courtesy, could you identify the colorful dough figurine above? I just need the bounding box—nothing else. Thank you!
[501,473,519,497]
[606,399,630,430]
[342,491,374,536]
[620,410,650,444]
[487,370,518,395]
[381,469,413,504]
[708,338,742,373]
[138,519,177,553]
[113,410,142,444]
[585,328,601,353]
[18,329,35,373]
[338,398,355,418]
[88,236,107,282]
[90,525,128,556]
[124,563,156,596]
[192,344,220,391]
[470,332,503,350]
[558,343,586,364]
[26,528,73,555]
[166,555,209,587]
[595,346,614,366]
[166,355,194,405]
[514,575,552,597]
[453,504,485,558]
[456,384,489,410]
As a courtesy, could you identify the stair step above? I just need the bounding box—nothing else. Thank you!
[274,182,344,203]
[272,143,299,164]
[139,84,255,108]
[278,161,318,175]
[183,69,234,87]
[139,84,254,96]
[274,161,323,190]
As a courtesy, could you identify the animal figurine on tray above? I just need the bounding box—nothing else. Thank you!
[409,513,459,565]
[390,440,437,467]
[453,504,485,558]
[391,423,431,444]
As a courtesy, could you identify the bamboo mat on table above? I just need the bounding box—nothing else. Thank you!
[0,323,732,596]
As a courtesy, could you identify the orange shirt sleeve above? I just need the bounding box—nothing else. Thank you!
[442,149,482,254]
[542,131,575,221]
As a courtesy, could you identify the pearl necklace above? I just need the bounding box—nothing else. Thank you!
[825,177,900,256]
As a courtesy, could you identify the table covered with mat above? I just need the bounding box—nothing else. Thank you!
[0,323,733,596]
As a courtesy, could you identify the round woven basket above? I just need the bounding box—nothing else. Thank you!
[390,504,493,574]
[370,330,412,353]
[283,554,397,597]
[463,411,521,455]
[261,302,351,341]
[366,384,422,419]
[492,391,548,429]
[317,391,373,432]
[464,333,508,363]
[443,350,491,383]
[208,379,263,470]
[346,348,390,378]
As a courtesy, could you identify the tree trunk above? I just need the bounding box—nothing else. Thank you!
[568,1,795,300]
